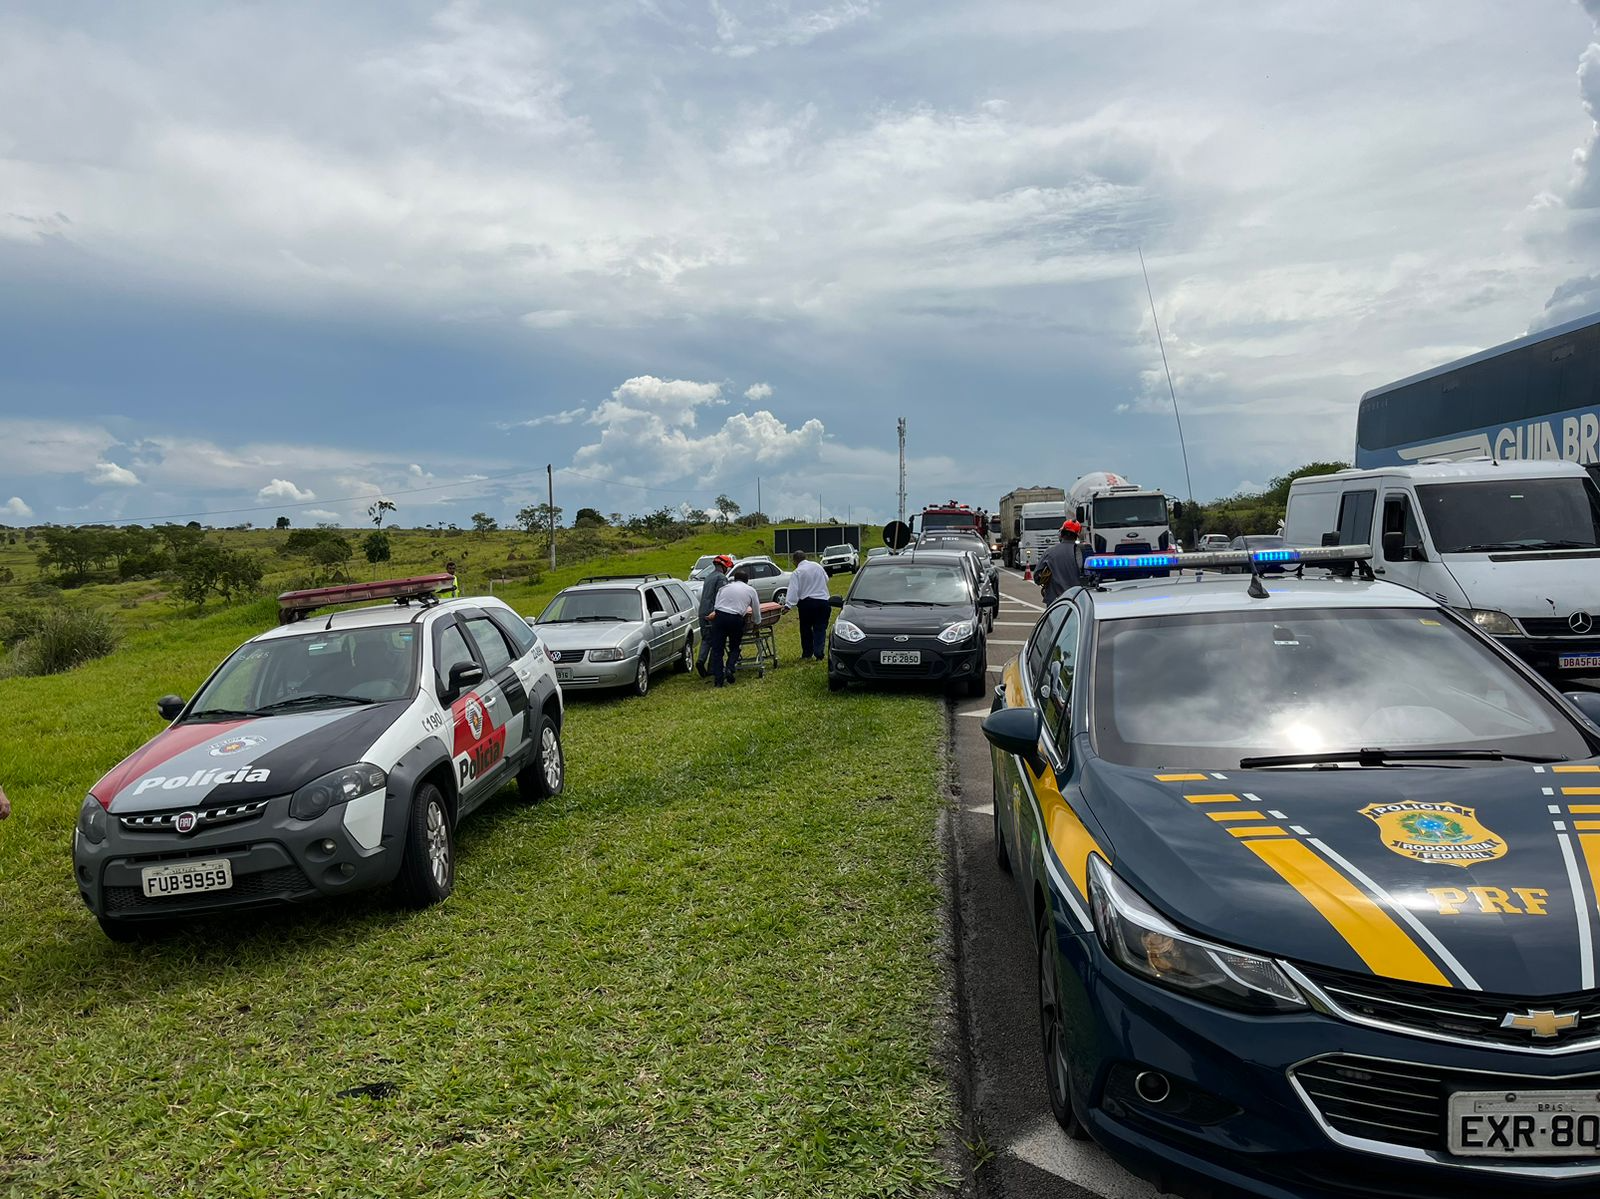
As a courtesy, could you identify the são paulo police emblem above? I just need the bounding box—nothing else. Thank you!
[464,698,485,741]
[1360,801,1506,867]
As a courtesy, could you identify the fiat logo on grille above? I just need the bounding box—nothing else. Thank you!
[1570,611,1594,634]
[174,811,199,835]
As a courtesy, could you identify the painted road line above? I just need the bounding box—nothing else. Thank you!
[1007,1114,1160,1197]
[989,639,1027,646]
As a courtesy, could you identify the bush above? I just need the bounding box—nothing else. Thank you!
[174,544,264,609]
[2,607,120,677]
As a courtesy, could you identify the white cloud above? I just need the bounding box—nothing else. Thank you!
[256,478,317,503]
[744,382,773,401]
[88,460,141,487]
[2,496,34,521]
[302,508,342,524]
[502,405,587,429]
[520,309,578,329]
[708,0,875,57]
[0,419,119,477]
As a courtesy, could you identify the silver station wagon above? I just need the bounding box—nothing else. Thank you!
[529,575,697,698]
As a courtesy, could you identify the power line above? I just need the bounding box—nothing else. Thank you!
[1138,244,1196,507]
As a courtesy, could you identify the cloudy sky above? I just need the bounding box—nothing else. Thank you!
[4,0,1600,528]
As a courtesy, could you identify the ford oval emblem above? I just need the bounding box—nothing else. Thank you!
[893,635,910,642]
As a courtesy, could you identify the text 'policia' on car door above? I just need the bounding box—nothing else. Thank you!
[434,612,522,811]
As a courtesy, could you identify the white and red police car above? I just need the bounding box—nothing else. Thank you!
[73,575,564,940]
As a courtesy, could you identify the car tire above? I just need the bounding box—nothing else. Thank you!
[395,782,454,908]
[994,796,1011,874]
[774,588,787,605]
[632,654,650,698]
[1038,916,1091,1140]
[676,635,693,673]
[517,714,564,800]
[827,671,846,692]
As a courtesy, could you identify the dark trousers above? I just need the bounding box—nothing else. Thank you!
[796,597,830,659]
[708,611,746,684]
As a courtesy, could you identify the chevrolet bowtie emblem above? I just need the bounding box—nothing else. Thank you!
[1501,1009,1580,1038]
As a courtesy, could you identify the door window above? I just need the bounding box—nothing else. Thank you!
[489,609,538,657]
[665,582,692,612]
[1381,495,1423,560]
[645,587,668,616]
[1040,609,1081,746]
[1026,605,1068,689]
[1335,489,1376,546]
[465,616,515,674]
[435,623,479,694]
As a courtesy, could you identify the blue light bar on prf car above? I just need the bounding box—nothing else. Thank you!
[1084,544,1373,573]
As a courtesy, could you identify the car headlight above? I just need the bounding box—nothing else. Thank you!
[833,620,866,643]
[77,795,108,845]
[1461,608,1519,637]
[1087,855,1305,1013]
[938,619,977,643]
[588,647,627,662]
[290,763,387,822]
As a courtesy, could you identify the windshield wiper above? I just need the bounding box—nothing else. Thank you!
[1239,747,1568,769]
[255,693,376,713]
[185,707,259,721]
[572,615,627,622]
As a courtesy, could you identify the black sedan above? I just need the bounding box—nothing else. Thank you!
[827,550,996,696]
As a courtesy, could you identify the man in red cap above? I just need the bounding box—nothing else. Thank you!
[1036,520,1085,603]
[695,554,736,676]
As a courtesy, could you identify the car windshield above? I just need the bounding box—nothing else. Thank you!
[1091,607,1590,768]
[1237,535,1285,549]
[823,544,852,555]
[537,589,642,623]
[189,625,419,715]
[689,556,717,577]
[1416,478,1600,552]
[1023,515,1063,530]
[922,513,978,530]
[850,563,970,605]
[1092,495,1168,528]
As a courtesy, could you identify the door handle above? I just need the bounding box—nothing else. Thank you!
[484,695,499,706]
[1374,567,1386,575]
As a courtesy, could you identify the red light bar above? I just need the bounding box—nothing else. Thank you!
[277,573,455,624]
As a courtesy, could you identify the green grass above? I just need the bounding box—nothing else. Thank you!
[0,554,953,1198]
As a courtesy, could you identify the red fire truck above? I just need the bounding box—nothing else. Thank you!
[917,500,988,537]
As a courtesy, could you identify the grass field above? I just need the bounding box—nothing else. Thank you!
[0,532,954,1198]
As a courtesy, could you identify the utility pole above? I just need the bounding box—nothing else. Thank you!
[757,476,761,522]
[546,463,555,571]
[896,417,907,526]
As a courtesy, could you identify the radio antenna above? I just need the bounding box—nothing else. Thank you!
[1138,245,1195,508]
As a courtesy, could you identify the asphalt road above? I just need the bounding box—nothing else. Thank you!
[946,566,1161,1199]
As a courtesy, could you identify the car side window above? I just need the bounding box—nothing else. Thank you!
[1040,608,1081,746]
[666,582,692,611]
[645,586,667,616]
[488,609,538,657]
[1026,605,1069,692]
[1336,489,1376,546]
[435,622,478,694]
[465,616,515,674]
[1382,494,1423,559]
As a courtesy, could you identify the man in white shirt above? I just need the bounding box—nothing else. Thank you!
[708,567,760,686]
[785,550,833,661]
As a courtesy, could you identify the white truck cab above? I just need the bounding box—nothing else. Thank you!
[1018,500,1067,566]
[1283,459,1600,678]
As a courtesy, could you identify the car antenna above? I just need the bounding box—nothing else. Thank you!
[1246,569,1270,600]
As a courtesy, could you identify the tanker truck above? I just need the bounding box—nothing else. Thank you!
[1068,472,1174,564]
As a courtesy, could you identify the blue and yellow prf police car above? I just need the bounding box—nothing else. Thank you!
[984,546,1600,1198]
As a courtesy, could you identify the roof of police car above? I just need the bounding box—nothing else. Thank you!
[1084,571,1437,621]
[252,595,500,641]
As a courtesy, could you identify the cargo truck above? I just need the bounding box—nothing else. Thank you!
[996,485,1066,567]
[1069,472,1174,573]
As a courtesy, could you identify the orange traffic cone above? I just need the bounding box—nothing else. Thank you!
[1023,565,1032,581]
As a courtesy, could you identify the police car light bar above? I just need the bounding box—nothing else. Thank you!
[277,573,456,624]
[1083,544,1373,573]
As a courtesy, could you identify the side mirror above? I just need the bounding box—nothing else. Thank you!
[979,593,999,610]
[982,706,1045,770]
[829,595,844,608]
[1320,531,1340,547]
[651,613,669,623]
[447,661,485,697]
[1381,530,1404,559]
[156,694,186,721]
[1565,691,1600,728]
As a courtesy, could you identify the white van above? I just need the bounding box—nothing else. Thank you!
[1283,459,1600,678]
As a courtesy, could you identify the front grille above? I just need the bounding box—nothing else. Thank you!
[1292,1054,1600,1158]
[1297,963,1600,1049]
[546,649,590,664]
[1291,1056,1447,1149]
[103,864,314,913]
[119,799,271,833]
[1519,616,1598,638]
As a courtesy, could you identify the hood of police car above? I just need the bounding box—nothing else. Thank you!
[91,704,406,814]
[1084,758,1600,993]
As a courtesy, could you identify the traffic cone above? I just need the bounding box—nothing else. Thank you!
[1023,565,1032,581]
